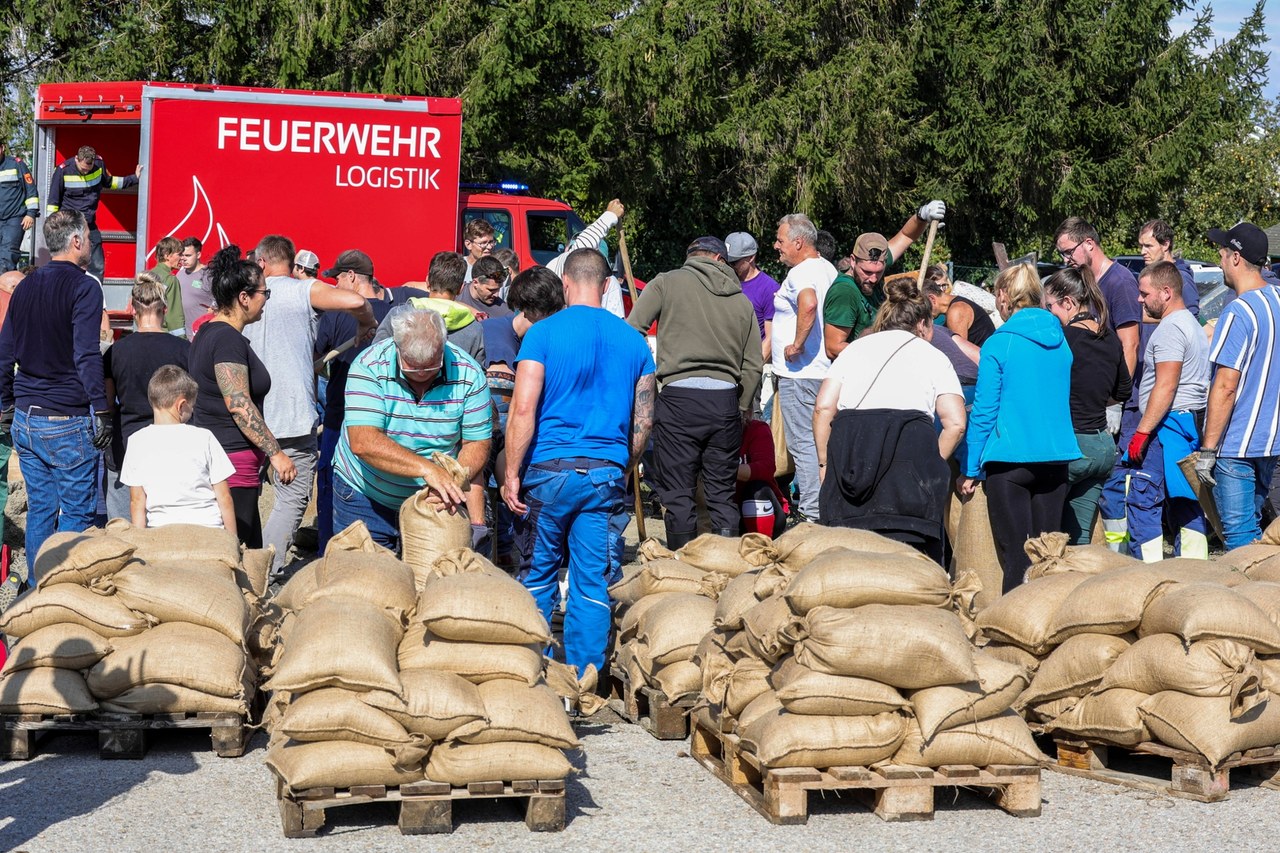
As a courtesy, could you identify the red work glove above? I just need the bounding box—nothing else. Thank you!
[1127,431,1151,464]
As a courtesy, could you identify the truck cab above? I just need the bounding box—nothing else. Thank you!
[458,185,593,271]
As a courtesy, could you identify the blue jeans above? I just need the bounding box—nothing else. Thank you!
[315,427,341,552]
[13,409,99,580]
[776,376,823,520]
[1213,456,1278,550]
[331,473,402,553]
[0,216,23,274]
[520,461,627,674]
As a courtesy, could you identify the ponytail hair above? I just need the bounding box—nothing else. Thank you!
[206,245,262,311]
[870,276,932,335]
[1043,265,1110,337]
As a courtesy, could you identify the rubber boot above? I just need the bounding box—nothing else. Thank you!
[1179,527,1210,560]
[1101,517,1129,553]
[665,529,696,551]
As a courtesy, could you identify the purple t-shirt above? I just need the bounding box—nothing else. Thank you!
[741,270,781,338]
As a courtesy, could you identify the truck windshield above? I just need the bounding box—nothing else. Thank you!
[527,211,592,266]
[462,209,513,251]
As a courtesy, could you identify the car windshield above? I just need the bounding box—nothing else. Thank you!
[527,211,591,266]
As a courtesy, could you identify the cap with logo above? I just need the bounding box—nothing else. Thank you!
[687,236,729,259]
[322,249,375,278]
[724,232,758,263]
[852,232,890,261]
[294,249,320,271]
[1206,222,1269,267]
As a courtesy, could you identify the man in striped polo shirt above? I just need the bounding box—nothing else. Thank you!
[331,306,492,550]
[1196,222,1280,549]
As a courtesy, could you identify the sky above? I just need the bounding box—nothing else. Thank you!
[1172,0,1280,101]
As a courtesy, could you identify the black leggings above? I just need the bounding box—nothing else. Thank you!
[230,485,263,549]
[984,462,1069,593]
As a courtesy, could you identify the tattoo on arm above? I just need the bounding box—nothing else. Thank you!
[630,374,656,465]
[214,361,282,457]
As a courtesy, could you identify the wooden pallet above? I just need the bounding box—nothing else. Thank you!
[607,670,695,740]
[1041,732,1280,802]
[690,715,1041,824]
[275,777,566,837]
[0,711,251,761]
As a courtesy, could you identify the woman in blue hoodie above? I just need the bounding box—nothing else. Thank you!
[959,264,1080,592]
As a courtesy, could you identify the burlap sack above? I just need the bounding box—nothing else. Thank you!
[725,657,773,717]
[100,682,251,715]
[793,605,978,689]
[1016,633,1133,707]
[1152,559,1247,587]
[398,624,543,685]
[723,629,757,661]
[1238,581,1280,627]
[617,641,649,696]
[1024,695,1079,724]
[975,572,1089,654]
[649,660,702,702]
[423,548,506,583]
[88,623,249,700]
[248,601,284,673]
[1044,688,1151,746]
[1264,516,1280,547]
[33,532,135,589]
[618,592,684,643]
[909,651,1029,741]
[109,562,251,644]
[1178,453,1224,542]
[953,483,1004,609]
[609,560,725,606]
[2,624,111,673]
[1139,692,1280,766]
[424,741,572,785]
[637,538,675,562]
[696,633,736,709]
[1139,583,1280,653]
[398,454,472,585]
[275,687,417,745]
[362,667,486,740]
[416,572,551,645]
[713,572,763,630]
[1260,656,1280,693]
[267,599,404,696]
[1221,544,1280,576]
[1044,566,1175,644]
[0,667,98,714]
[675,534,753,577]
[267,740,425,794]
[239,546,275,599]
[739,690,784,730]
[770,389,793,478]
[894,711,1046,766]
[770,658,910,716]
[739,709,908,768]
[327,520,395,556]
[274,561,321,612]
[740,595,804,665]
[541,658,605,717]
[303,550,418,619]
[1098,634,1263,716]
[636,594,717,667]
[1024,531,1136,580]
[104,519,241,568]
[782,548,952,614]
[980,642,1041,673]
[454,681,579,749]
[0,585,152,640]
[752,563,799,600]
[740,522,917,570]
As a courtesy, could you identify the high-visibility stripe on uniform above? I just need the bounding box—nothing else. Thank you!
[61,169,102,186]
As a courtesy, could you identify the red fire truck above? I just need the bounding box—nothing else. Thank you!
[31,81,592,308]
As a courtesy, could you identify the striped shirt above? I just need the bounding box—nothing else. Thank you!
[333,338,492,508]
[1209,285,1280,458]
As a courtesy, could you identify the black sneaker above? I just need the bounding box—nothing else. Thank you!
[0,575,22,613]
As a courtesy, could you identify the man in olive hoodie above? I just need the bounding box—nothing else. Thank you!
[627,236,763,546]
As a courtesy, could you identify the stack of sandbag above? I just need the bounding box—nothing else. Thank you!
[0,523,262,717]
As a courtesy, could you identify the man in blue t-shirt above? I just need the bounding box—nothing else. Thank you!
[502,248,655,675]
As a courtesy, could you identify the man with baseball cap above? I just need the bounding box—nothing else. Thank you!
[725,232,779,365]
[293,249,320,279]
[627,235,762,547]
[1195,221,1280,549]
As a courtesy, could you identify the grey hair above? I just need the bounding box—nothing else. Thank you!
[777,213,818,247]
[44,209,89,255]
[388,306,447,365]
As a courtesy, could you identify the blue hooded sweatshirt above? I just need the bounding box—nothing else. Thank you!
[964,307,1081,478]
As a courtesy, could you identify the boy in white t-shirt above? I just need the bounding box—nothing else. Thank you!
[120,365,237,532]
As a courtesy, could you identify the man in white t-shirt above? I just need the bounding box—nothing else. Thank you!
[247,237,376,574]
[771,213,838,521]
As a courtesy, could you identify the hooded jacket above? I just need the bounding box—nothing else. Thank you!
[964,307,1081,477]
[627,255,763,410]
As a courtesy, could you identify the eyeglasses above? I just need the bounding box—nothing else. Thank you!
[254,288,271,300]
[1057,240,1086,260]
[398,356,443,378]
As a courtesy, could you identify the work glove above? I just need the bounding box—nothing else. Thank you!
[0,407,12,440]
[1105,403,1123,436]
[1126,431,1151,465]
[1194,448,1217,486]
[92,412,113,451]
[918,200,946,222]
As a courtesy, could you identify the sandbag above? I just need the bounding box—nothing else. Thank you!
[267,599,403,696]
[0,667,98,713]
[696,633,736,709]
[752,563,799,600]
[975,572,1089,654]
[1151,559,1247,587]
[953,483,1004,610]
[424,741,572,785]
[793,605,978,689]
[327,520,394,556]
[423,548,506,583]
[739,709,908,768]
[274,561,320,612]
[398,624,543,685]
[1264,516,1280,546]
[637,594,717,667]
[88,623,249,699]
[739,595,803,664]
[32,532,135,589]
[1044,688,1151,747]
[267,740,424,794]
[714,572,762,630]
[0,584,152,639]
[1221,544,1280,576]
[104,519,241,568]
[398,455,472,586]
[1140,692,1280,767]
[415,571,551,645]
[725,657,773,717]
[1024,531,1136,580]
[1016,633,1132,707]
[675,534,753,577]
[894,711,1046,767]
[1139,583,1280,653]
[1234,581,1280,627]
[738,690,784,730]
[1024,696,1079,724]
[275,687,416,745]
[782,548,951,614]
[543,659,605,717]
[740,522,917,570]
[1044,566,1174,644]
[309,549,417,618]
[362,667,487,740]
[2,624,111,673]
[240,546,275,599]
[608,560,724,606]
[770,658,910,717]
[454,681,579,749]
[109,562,251,644]
[909,651,1029,741]
[980,642,1041,673]
[648,660,702,702]
[100,682,251,715]
[617,592,682,642]
[1098,634,1262,716]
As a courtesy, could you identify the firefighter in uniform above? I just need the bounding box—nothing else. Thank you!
[46,146,140,282]
[0,141,39,274]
